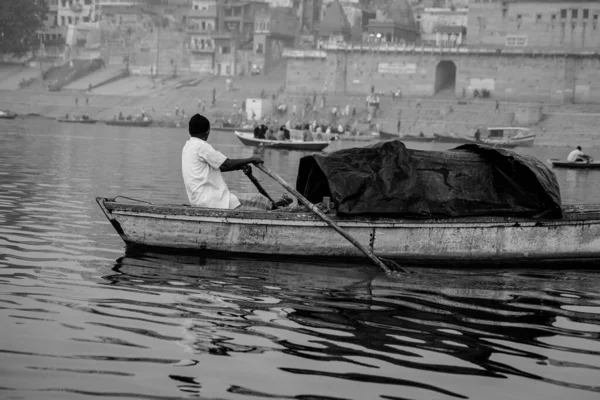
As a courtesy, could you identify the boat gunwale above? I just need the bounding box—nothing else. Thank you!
[101,199,600,225]
[234,131,330,146]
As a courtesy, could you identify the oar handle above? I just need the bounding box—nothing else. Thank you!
[256,163,401,274]
[242,165,275,205]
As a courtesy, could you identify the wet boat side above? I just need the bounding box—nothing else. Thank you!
[98,199,600,263]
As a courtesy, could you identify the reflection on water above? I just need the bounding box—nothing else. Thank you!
[1,119,600,399]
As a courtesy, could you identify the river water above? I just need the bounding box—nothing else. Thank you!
[1,118,600,400]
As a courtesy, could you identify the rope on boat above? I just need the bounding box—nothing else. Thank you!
[110,196,154,205]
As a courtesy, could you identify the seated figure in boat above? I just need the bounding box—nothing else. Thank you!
[567,146,594,163]
[303,129,313,142]
[280,125,290,140]
[253,124,262,139]
[474,128,482,142]
[182,114,272,211]
[266,129,277,140]
[275,127,285,141]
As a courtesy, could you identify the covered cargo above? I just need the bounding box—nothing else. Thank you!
[296,140,562,218]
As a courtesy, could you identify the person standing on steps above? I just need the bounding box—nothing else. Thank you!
[397,108,402,134]
[75,97,78,107]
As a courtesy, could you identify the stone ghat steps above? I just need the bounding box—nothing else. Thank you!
[0,67,42,91]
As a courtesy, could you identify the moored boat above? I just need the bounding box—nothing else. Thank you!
[0,110,17,119]
[549,159,600,169]
[97,198,600,264]
[380,131,435,142]
[105,119,153,127]
[58,117,98,124]
[435,127,536,148]
[234,131,330,151]
[213,126,253,133]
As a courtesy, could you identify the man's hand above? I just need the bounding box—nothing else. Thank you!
[250,156,263,165]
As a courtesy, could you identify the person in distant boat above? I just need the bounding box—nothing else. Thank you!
[281,125,290,140]
[258,123,268,139]
[275,127,285,141]
[567,146,593,163]
[182,114,273,211]
[266,129,277,140]
[253,124,262,139]
[303,129,313,142]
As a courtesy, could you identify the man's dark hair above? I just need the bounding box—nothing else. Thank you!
[577,146,582,151]
[189,114,210,137]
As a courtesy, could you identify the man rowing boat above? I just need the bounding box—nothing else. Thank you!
[182,114,288,210]
[567,146,594,163]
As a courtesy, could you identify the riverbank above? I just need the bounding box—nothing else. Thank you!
[1,75,599,148]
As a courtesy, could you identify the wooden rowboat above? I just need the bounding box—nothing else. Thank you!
[234,131,330,151]
[97,198,600,264]
[380,131,435,142]
[105,119,153,127]
[435,127,536,148]
[57,118,98,124]
[213,126,253,133]
[0,110,17,119]
[549,159,600,169]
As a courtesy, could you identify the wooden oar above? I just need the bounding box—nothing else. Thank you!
[256,164,407,274]
[242,165,276,207]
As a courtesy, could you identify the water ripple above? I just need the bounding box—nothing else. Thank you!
[2,120,600,399]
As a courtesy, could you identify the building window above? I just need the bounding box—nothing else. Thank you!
[221,46,230,54]
[83,16,89,22]
[594,13,599,21]
[61,16,65,25]
[194,5,198,9]
[67,16,72,24]
[560,9,567,19]
[84,0,91,4]
[201,21,206,30]
[572,9,578,19]
[536,14,542,22]
[256,43,263,54]
[551,14,557,21]
[583,9,589,19]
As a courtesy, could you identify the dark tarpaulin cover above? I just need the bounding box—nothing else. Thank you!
[295,140,563,218]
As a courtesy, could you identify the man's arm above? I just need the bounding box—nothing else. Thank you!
[220,156,263,172]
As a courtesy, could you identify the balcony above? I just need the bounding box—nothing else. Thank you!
[187,26,218,34]
[190,45,215,53]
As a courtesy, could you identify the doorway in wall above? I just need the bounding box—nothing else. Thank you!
[434,60,457,96]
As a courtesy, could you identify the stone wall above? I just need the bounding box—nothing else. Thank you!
[285,57,327,93]
[284,46,600,103]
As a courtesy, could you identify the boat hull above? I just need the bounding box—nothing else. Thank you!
[105,120,153,127]
[380,131,435,142]
[58,119,98,124]
[235,131,330,151]
[97,198,600,264]
[550,159,600,169]
[434,134,535,148]
[213,127,253,133]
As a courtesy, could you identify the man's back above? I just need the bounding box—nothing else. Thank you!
[567,149,584,162]
[182,137,239,209]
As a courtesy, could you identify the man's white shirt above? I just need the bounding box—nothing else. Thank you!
[182,137,240,209]
[567,149,584,162]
